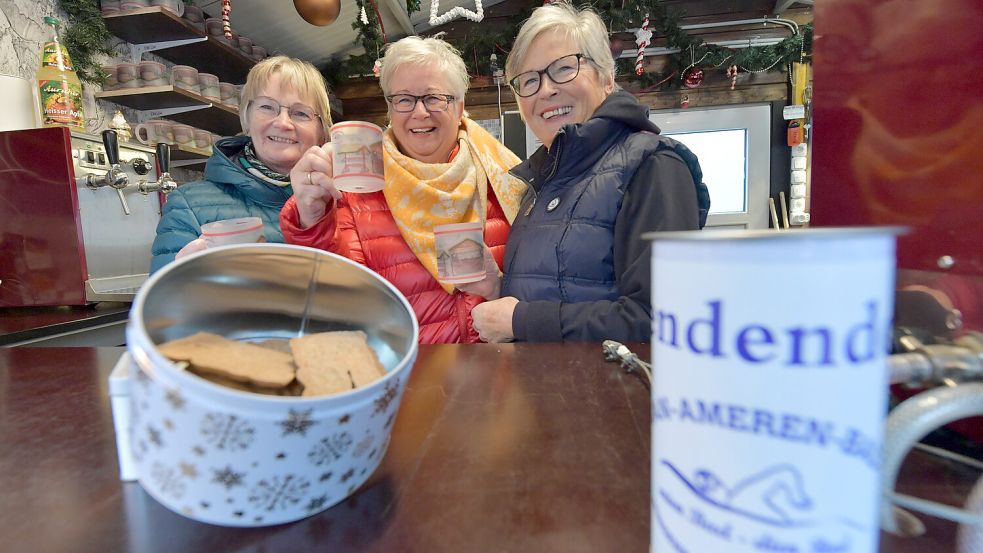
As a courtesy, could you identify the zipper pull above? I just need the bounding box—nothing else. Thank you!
[524,196,536,216]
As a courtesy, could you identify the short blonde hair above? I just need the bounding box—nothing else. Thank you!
[506,2,617,90]
[239,56,333,140]
[379,35,470,101]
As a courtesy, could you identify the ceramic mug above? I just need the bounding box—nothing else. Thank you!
[237,36,253,57]
[171,123,194,146]
[139,60,167,87]
[170,65,200,94]
[102,65,118,90]
[134,119,174,145]
[204,17,225,38]
[329,121,385,193]
[116,63,140,89]
[218,82,238,107]
[250,45,267,62]
[197,72,220,101]
[193,128,213,150]
[150,0,184,16]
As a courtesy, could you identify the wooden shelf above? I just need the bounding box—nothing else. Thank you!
[170,144,211,167]
[103,7,204,44]
[103,7,255,83]
[96,85,240,136]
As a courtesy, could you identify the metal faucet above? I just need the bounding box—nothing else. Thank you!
[75,129,132,214]
[138,142,178,195]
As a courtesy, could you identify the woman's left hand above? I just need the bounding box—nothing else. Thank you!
[471,296,518,343]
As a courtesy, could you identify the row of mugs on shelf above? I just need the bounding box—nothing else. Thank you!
[133,118,222,151]
[100,1,268,63]
[202,18,267,62]
[101,0,184,16]
[104,62,241,107]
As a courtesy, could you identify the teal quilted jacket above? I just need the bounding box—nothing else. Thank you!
[149,136,293,274]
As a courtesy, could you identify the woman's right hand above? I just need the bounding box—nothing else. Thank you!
[290,143,341,229]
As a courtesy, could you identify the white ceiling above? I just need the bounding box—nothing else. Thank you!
[196,0,503,67]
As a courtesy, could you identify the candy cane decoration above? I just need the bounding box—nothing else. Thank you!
[727,64,738,90]
[634,15,652,76]
[222,0,232,39]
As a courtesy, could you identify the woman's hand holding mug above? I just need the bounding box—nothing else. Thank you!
[291,143,341,229]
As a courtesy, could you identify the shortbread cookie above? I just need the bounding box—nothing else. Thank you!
[290,331,384,395]
[157,332,295,389]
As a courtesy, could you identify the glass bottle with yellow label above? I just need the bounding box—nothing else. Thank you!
[37,16,85,131]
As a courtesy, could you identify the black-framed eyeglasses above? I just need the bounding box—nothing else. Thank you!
[509,53,593,98]
[249,96,321,125]
[385,93,457,113]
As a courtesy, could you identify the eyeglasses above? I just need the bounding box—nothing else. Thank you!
[509,53,592,98]
[385,93,457,113]
[249,96,320,125]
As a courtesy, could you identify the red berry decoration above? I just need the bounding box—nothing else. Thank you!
[683,67,704,89]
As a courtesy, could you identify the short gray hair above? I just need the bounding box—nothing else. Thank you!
[506,1,616,90]
[379,35,470,100]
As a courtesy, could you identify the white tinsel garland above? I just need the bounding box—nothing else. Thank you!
[429,0,483,26]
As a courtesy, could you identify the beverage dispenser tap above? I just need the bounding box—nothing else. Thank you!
[139,142,178,195]
[75,129,131,215]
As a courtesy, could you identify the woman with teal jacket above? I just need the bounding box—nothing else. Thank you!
[150,56,332,273]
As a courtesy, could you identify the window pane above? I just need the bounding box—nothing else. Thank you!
[664,129,747,214]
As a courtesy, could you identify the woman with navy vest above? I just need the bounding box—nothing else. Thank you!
[468,1,710,342]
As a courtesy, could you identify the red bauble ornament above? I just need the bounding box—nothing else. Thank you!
[682,67,704,89]
[609,37,625,60]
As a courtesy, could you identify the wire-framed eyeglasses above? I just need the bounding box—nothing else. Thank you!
[385,93,457,113]
[509,53,593,98]
[249,96,320,125]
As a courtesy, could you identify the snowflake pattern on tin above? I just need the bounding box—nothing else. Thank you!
[212,465,246,489]
[248,475,311,512]
[352,434,374,458]
[373,380,399,416]
[308,432,354,466]
[152,462,187,499]
[165,389,186,411]
[277,408,318,437]
[306,495,328,512]
[201,413,255,451]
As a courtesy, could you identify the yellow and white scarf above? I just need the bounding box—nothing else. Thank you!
[383,117,526,293]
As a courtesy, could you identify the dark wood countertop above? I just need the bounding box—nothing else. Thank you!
[0,344,976,552]
[0,302,130,346]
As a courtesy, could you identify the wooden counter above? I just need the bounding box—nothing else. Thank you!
[0,303,130,346]
[0,344,976,552]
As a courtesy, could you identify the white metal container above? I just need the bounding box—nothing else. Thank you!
[125,244,419,527]
[648,228,899,553]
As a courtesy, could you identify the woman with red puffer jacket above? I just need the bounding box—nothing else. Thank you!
[280,36,525,344]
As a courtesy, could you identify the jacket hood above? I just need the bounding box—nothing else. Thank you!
[204,136,294,208]
[511,91,661,189]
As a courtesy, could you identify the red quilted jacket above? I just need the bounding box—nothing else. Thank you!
[280,190,510,344]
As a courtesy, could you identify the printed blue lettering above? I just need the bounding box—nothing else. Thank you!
[655,299,884,368]
[657,311,679,347]
[737,324,776,363]
[754,534,799,552]
[690,508,733,539]
[787,327,833,366]
[752,409,776,437]
[846,301,878,363]
[686,300,723,357]
[727,404,749,431]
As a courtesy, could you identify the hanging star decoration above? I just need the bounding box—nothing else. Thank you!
[634,15,652,76]
[429,0,484,26]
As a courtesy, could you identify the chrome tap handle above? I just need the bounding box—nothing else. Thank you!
[116,188,131,215]
[100,129,128,191]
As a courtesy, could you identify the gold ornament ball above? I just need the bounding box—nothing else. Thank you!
[294,0,342,26]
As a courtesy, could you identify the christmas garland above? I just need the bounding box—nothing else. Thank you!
[57,0,117,84]
[327,0,811,92]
